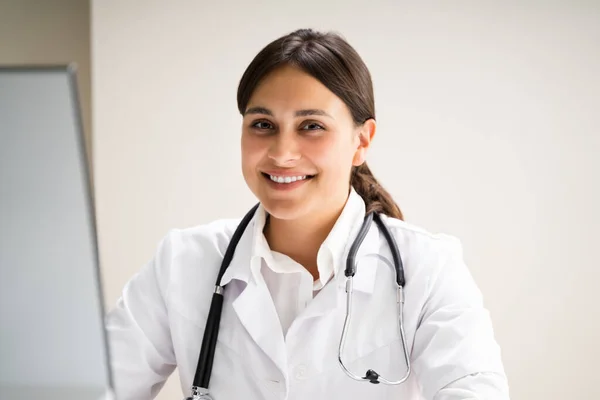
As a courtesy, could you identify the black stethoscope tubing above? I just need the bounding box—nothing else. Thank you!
[190,203,406,394]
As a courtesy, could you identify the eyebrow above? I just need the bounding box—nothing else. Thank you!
[244,106,334,119]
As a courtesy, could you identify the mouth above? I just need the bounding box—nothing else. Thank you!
[260,172,316,191]
[261,173,316,184]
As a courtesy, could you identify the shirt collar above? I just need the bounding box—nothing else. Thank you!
[220,188,374,290]
[315,187,366,288]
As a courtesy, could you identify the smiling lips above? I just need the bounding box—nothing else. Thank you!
[268,174,308,184]
[261,171,315,188]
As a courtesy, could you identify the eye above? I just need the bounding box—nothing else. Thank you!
[251,120,274,131]
[301,121,325,131]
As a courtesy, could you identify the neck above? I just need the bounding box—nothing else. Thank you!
[263,196,349,281]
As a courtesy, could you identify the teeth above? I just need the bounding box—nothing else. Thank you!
[269,175,308,184]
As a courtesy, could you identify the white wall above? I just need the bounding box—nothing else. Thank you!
[0,0,92,173]
[92,2,600,399]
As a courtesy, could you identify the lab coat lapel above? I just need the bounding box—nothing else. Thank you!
[296,278,344,322]
[231,269,287,374]
[220,211,288,377]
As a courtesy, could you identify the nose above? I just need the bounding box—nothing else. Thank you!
[268,132,300,166]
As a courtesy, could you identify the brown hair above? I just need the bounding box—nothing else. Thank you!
[237,28,403,220]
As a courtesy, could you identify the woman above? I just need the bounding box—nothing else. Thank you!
[106,28,510,400]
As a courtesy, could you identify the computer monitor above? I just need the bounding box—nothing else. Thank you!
[0,66,114,400]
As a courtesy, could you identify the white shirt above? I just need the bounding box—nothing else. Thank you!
[106,188,510,400]
[255,188,362,336]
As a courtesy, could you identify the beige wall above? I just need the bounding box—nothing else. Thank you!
[92,2,600,399]
[0,0,92,171]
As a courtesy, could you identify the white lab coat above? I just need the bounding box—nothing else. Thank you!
[106,191,509,400]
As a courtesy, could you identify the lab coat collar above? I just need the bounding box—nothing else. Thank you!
[217,203,267,287]
[218,219,254,287]
[319,187,372,290]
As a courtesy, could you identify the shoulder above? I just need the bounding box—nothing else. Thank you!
[149,218,246,310]
[158,217,243,259]
[381,215,464,258]
[379,216,484,320]
[379,215,467,288]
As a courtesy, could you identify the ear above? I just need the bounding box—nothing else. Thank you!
[352,118,376,167]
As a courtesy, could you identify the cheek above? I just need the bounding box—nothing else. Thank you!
[309,136,355,175]
[241,134,265,171]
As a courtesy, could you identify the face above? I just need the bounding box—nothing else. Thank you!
[241,64,375,222]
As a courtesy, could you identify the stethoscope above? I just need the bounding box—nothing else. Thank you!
[185,204,411,400]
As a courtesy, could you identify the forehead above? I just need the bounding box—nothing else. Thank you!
[246,65,351,119]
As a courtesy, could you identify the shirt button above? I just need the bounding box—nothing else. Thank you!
[294,364,308,380]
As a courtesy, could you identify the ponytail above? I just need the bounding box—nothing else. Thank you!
[351,162,403,220]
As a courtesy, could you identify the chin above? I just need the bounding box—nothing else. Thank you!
[260,196,312,221]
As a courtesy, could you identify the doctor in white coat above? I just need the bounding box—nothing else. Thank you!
[106,28,510,400]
